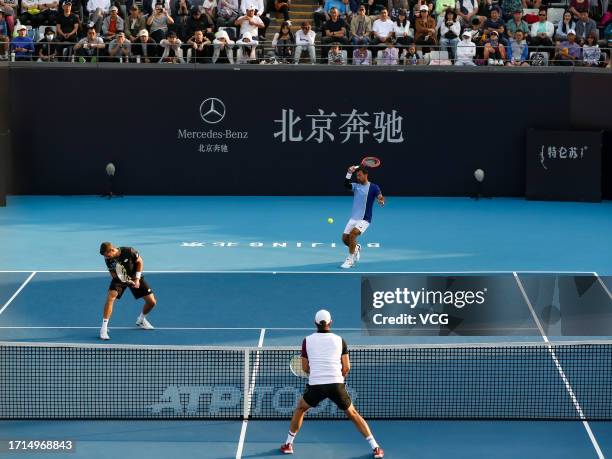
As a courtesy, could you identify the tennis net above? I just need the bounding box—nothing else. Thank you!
[1,341,610,420]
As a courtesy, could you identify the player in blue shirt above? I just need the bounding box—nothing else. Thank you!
[341,165,384,269]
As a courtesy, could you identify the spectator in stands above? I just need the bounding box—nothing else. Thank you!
[377,35,398,63]
[0,11,9,60]
[401,42,423,63]
[235,30,258,62]
[212,28,234,62]
[554,11,576,41]
[393,9,411,46]
[387,0,407,20]
[159,30,184,62]
[352,43,371,63]
[349,5,371,46]
[87,0,110,33]
[323,0,350,18]
[477,0,497,21]
[187,29,212,62]
[37,25,57,61]
[530,8,554,48]
[10,25,34,60]
[55,1,78,60]
[271,0,290,23]
[236,4,264,39]
[484,29,505,64]
[294,20,316,63]
[125,6,146,42]
[506,28,528,64]
[321,7,348,55]
[574,11,598,44]
[173,0,192,37]
[239,0,269,39]
[272,21,293,61]
[186,6,214,40]
[202,0,217,23]
[456,0,478,26]
[455,29,476,64]
[131,29,157,62]
[0,0,18,29]
[483,6,506,44]
[312,0,326,31]
[74,25,105,62]
[582,31,603,66]
[439,8,460,58]
[414,4,436,51]
[499,0,521,21]
[19,0,41,27]
[21,0,58,27]
[569,0,589,19]
[553,29,580,64]
[147,4,174,42]
[102,6,124,41]
[363,0,386,16]
[216,0,239,28]
[327,41,346,63]
[506,9,529,39]
[371,7,394,45]
[108,30,131,60]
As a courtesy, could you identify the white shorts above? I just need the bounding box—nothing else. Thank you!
[343,219,370,235]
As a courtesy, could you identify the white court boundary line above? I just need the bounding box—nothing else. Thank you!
[236,328,265,459]
[0,270,599,274]
[0,272,36,317]
[513,273,605,459]
[593,272,612,300]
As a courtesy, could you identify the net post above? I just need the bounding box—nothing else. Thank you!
[242,349,250,420]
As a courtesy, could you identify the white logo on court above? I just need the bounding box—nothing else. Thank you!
[199,98,226,124]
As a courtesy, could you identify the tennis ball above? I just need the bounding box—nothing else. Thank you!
[327,218,334,224]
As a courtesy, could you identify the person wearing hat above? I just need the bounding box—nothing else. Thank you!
[212,28,234,63]
[553,28,581,65]
[529,8,554,48]
[414,3,436,50]
[455,29,476,64]
[36,25,57,61]
[131,28,157,62]
[235,4,264,41]
[238,0,269,39]
[10,24,34,60]
[55,1,78,59]
[505,8,529,39]
[349,5,372,47]
[235,30,258,63]
[483,29,506,64]
[280,310,385,458]
[73,24,105,62]
[102,5,124,41]
[125,5,146,41]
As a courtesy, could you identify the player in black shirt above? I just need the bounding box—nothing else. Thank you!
[99,242,157,340]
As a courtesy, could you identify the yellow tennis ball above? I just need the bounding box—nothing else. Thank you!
[327,217,334,224]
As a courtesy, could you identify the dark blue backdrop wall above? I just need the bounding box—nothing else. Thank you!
[6,66,612,197]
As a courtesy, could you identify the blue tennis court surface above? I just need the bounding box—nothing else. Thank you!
[0,196,611,458]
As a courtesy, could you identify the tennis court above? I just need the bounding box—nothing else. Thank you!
[0,196,611,459]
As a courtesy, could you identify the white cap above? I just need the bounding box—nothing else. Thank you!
[567,29,576,35]
[17,24,28,31]
[315,309,332,325]
[419,5,428,11]
[462,30,471,37]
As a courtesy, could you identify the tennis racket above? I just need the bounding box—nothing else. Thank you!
[353,156,381,170]
[289,355,308,379]
[115,263,135,285]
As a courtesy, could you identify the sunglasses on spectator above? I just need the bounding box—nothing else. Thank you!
[539,13,546,16]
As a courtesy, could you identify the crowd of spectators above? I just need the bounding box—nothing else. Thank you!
[0,0,610,65]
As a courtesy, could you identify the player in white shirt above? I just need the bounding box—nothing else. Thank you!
[280,310,384,458]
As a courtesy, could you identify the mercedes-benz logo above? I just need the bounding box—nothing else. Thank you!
[199,98,226,124]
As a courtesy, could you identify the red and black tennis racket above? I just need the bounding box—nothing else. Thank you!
[353,156,381,170]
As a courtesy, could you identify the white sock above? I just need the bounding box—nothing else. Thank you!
[138,313,145,322]
[366,435,379,449]
[286,431,296,445]
[101,318,109,329]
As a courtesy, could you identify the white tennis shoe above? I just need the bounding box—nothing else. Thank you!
[340,256,354,269]
[136,316,154,330]
[99,328,110,340]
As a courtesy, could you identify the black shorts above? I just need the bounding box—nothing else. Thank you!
[302,383,352,411]
[109,277,153,300]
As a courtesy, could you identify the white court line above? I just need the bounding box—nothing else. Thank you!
[236,328,265,459]
[513,273,605,459]
[0,326,363,330]
[0,272,36,317]
[593,272,612,300]
[0,270,598,274]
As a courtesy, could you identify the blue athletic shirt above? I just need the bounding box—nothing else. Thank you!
[349,182,381,223]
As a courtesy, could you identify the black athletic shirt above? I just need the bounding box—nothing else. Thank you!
[105,247,140,279]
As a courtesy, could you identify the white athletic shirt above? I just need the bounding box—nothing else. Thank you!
[301,331,348,385]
